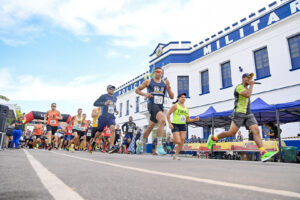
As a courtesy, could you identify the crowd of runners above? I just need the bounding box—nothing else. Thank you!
[5,67,278,161]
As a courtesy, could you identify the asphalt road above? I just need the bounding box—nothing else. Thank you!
[1,149,300,200]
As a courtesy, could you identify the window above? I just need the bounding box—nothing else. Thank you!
[221,62,232,89]
[288,34,300,70]
[119,103,122,117]
[201,70,209,94]
[126,100,129,116]
[136,96,140,113]
[203,127,211,139]
[177,76,189,97]
[254,47,271,79]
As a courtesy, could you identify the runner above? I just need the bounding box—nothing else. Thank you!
[121,116,136,153]
[102,125,111,152]
[115,124,122,153]
[167,93,199,160]
[10,116,25,149]
[206,73,278,162]
[93,84,119,153]
[44,103,63,150]
[80,114,88,151]
[135,66,174,155]
[85,120,93,153]
[33,120,44,149]
[54,126,64,149]
[64,121,74,152]
[90,107,101,152]
[72,108,84,150]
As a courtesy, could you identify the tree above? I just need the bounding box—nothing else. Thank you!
[0,95,10,101]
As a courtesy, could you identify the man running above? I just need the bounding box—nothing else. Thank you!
[80,113,88,151]
[122,116,136,153]
[90,107,101,152]
[115,124,122,153]
[206,73,278,162]
[72,108,84,150]
[93,85,119,153]
[33,120,44,149]
[136,66,174,155]
[44,103,63,150]
[85,120,93,153]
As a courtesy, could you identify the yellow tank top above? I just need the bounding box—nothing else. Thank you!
[92,108,101,128]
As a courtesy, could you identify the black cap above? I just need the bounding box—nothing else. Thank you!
[177,92,187,98]
[107,85,116,90]
[154,66,162,70]
[242,73,254,78]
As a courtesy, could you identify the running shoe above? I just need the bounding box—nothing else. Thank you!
[173,156,181,160]
[261,151,278,162]
[206,135,214,150]
[108,146,118,154]
[156,145,167,155]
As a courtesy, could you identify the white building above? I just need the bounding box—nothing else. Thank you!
[115,0,300,141]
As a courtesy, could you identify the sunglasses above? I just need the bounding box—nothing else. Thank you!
[155,70,163,74]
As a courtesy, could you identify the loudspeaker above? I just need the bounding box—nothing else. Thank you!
[0,105,9,132]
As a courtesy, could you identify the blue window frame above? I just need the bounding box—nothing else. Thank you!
[177,76,189,97]
[221,62,232,89]
[288,34,300,70]
[203,127,211,139]
[136,97,140,113]
[126,100,129,116]
[119,103,122,117]
[201,70,209,94]
[254,47,271,79]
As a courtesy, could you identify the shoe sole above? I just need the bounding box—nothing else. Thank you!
[262,152,278,162]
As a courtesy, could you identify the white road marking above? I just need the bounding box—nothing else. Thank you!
[52,151,300,199]
[23,149,84,200]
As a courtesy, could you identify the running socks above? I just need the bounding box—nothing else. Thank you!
[212,136,218,141]
[259,147,266,155]
[157,137,162,146]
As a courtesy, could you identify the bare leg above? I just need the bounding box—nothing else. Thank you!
[249,124,263,148]
[109,125,115,148]
[156,111,166,138]
[143,121,156,140]
[216,121,239,139]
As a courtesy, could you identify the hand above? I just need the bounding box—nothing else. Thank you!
[249,79,254,86]
[115,110,119,115]
[169,124,174,130]
[194,117,200,121]
[145,93,152,99]
[105,100,112,105]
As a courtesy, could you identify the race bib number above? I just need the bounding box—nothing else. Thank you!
[50,120,56,125]
[154,96,163,104]
[108,104,115,114]
[179,115,186,123]
[68,130,72,134]
[74,124,81,130]
[87,131,92,137]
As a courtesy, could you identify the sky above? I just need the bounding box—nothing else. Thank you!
[0,0,275,119]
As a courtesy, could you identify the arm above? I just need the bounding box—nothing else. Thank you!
[240,81,254,98]
[57,111,63,120]
[44,111,48,124]
[135,80,151,98]
[94,95,109,107]
[91,108,100,118]
[121,123,127,133]
[167,104,177,129]
[186,116,199,123]
[164,79,174,99]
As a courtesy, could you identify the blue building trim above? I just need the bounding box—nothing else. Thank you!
[149,0,299,68]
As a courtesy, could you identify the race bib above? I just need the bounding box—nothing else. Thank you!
[154,96,163,104]
[50,120,56,125]
[128,126,133,132]
[87,131,92,137]
[108,104,114,114]
[179,115,186,123]
[74,124,81,130]
[81,127,86,131]
[68,130,72,134]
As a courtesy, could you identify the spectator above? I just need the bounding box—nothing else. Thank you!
[236,131,244,141]
[5,123,14,148]
[263,122,282,139]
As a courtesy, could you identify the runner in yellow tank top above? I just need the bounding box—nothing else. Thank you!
[167,93,199,160]
[89,107,102,152]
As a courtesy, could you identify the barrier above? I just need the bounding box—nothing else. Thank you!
[0,132,5,150]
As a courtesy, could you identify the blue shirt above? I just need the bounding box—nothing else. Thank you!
[93,94,117,119]
[147,79,166,106]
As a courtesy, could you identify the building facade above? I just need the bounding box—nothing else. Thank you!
[115,0,300,141]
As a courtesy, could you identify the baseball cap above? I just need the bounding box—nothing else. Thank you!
[107,85,116,90]
[242,73,254,78]
[177,92,187,98]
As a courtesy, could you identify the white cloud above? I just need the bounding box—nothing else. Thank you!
[0,0,275,47]
[106,50,131,59]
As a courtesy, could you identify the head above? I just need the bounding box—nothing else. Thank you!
[129,116,133,122]
[238,131,242,135]
[116,124,120,129]
[82,113,86,120]
[153,67,163,79]
[107,85,116,96]
[173,93,187,104]
[87,120,91,126]
[51,103,57,111]
[137,128,141,132]
[77,108,82,115]
[242,73,254,86]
